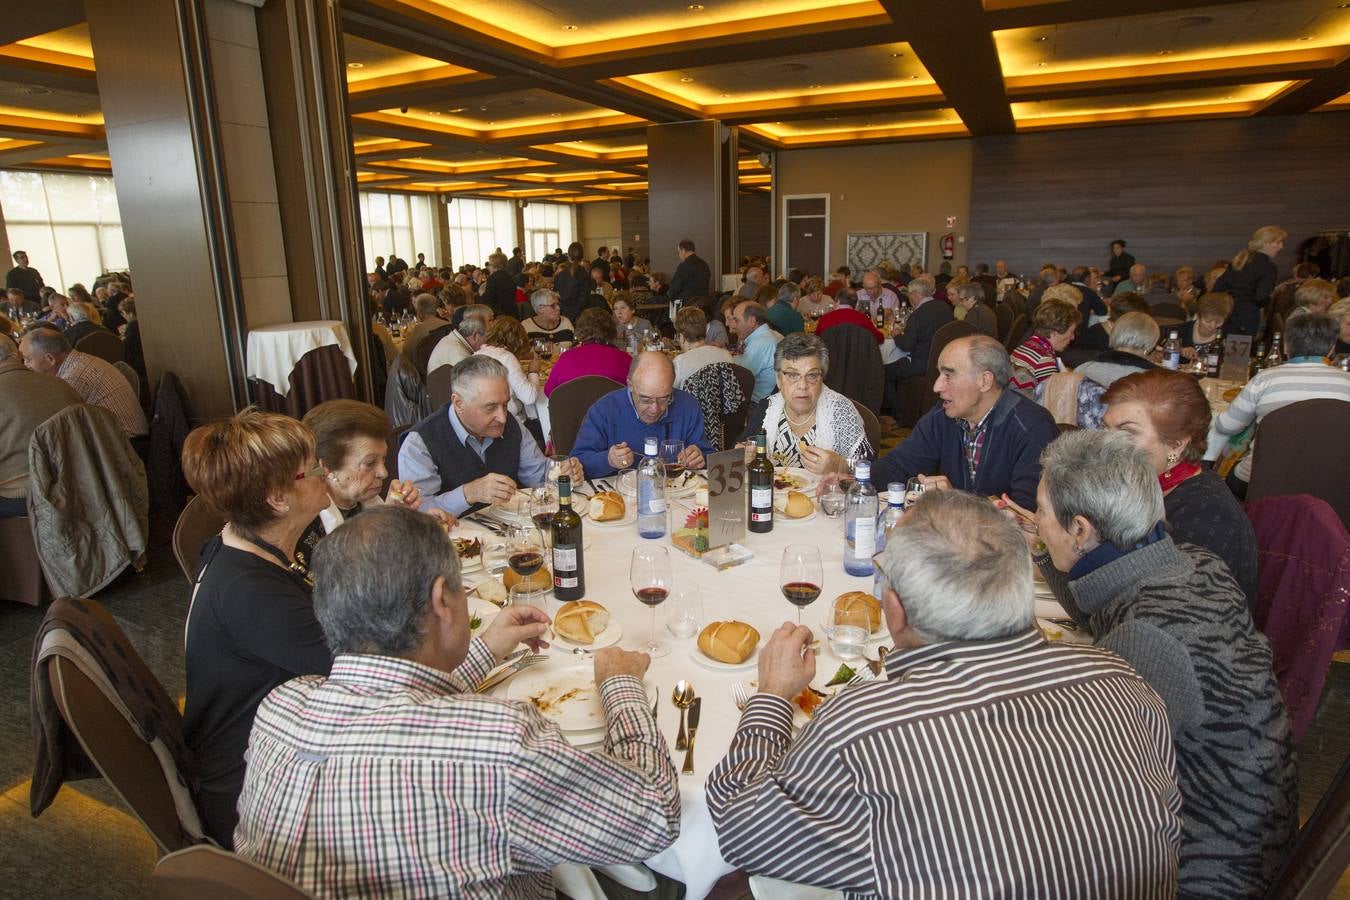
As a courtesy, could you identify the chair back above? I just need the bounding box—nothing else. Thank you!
[75,329,126,364]
[413,322,455,379]
[114,360,141,398]
[426,365,454,409]
[172,495,226,583]
[549,375,623,455]
[385,424,411,486]
[1148,302,1187,322]
[150,845,315,899]
[820,324,883,414]
[849,399,882,453]
[0,515,49,605]
[1263,750,1350,899]
[724,364,758,447]
[909,319,980,421]
[1247,398,1350,532]
[993,303,1013,343]
[683,362,749,450]
[1003,314,1027,351]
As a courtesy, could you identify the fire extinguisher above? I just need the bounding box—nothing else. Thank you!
[941,233,955,260]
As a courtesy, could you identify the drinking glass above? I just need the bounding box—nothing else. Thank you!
[529,486,559,551]
[780,545,824,623]
[661,439,686,479]
[827,595,868,663]
[506,524,546,583]
[903,477,926,510]
[665,583,703,639]
[617,468,638,500]
[630,545,672,657]
[509,582,552,640]
[820,482,847,519]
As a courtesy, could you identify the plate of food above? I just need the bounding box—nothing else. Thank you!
[774,490,816,523]
[585,491,636,528]
[451,535,486,573]
[773,467,818,493]
[666,471,707,499]
[470,578,509,607]
[506,663,655,732]
[821,590,887,641]
[468,595,499,636]
[551,600,623,650]
[690,620,761,671]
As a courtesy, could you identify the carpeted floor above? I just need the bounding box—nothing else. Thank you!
[1,541,1346,897]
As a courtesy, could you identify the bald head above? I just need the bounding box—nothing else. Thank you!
[628,351,677,424]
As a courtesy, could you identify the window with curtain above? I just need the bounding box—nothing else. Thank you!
[447,198,514,270]
[522,201,576,263]
[0,170,129,291]
[357,191,437,272]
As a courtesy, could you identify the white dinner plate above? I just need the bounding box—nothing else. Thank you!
[506,664,655,732]
[468,597,499,636]
[586,508,638,528]
[774,467,819,492]
[775,506,818,525]
[550,619,623,651]
[666,472,707,499]
[689,644,759,672]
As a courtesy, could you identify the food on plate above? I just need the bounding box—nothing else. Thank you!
[451,536,483,559]
[794,687,827,717]
[590,490,626,522]
[773,470,807,491]
[469,613,482,631]
[698,620,760,664]
[825,663,857,687]
[528,684,591,716]
[474,579,507,606]
[833,590,881,632]
[1222,386,1240,402]
[554,600,610,644]
[774,490,814,519]
[503,565,552,592]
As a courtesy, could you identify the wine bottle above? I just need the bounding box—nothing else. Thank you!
[748,432,774,533]
[1204,332,1223,378]
[551,475,585,601]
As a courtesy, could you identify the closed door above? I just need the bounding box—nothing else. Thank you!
[785,196,827,277]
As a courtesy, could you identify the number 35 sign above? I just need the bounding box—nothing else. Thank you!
[705,448,747,547]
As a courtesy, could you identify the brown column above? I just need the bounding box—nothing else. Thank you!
[646,121,736,284]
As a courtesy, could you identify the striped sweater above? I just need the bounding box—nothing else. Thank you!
[1041,537,1298,897]
[1209,359,1350,480]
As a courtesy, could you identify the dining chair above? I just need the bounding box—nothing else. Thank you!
[820,324,882,415]
[384,424,411,488]
[849,398,883,453]
[723,364,757,445]
[1003,314,1027,351]
[172,494,226,583]
[0,514,49,605]
[1262,750,1350,899]
[114,360,140,397]
[150,845,314,899]
[1148,302,1187,322]
[993,302,1013,343]
[912,319,979,422]
[1247,398,1350,533]
[548,375,624,455]
[75,329,127,364]
[426,364,454,409]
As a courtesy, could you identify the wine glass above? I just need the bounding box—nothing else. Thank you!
[529,486,559,551]
[661,439,686,480]
[630,545,672,658]
[507,524,546,585]
[820,482,847,519]
[780,544,823,623]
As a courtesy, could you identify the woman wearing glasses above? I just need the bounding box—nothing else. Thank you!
[739,333,872,475]
[180,409,334,847]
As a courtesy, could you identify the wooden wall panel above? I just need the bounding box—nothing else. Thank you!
[619,198,649,263]
[738,192,771,261]
[967,112,1350,280]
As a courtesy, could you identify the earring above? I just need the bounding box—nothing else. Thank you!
[1166,450,1178,466]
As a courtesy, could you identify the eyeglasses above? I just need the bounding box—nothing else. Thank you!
[294,463,325,481]
[635,394,674,409]
[778,370,823,385]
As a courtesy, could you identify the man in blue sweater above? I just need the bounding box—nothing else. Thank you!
[825,335,1057,510]
[572,351,715,478]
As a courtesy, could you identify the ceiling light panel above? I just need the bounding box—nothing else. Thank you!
[388,89,626,131]
[1011,80,1295,126]
[750,107,965,140]
[341,34,465,83]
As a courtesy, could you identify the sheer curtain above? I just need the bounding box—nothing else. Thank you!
[447,198,514,269]
[0,171,129,290]
[358,191,437,271]
[523,202,576,263]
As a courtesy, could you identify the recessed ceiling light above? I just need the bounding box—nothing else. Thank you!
[1224,95,1236,100]
[909,74,919,79]
[448,107,466,113]
[347,62,364,69]
[1036,61,1048,67]
[1158,49,1173,55]
[889,52,904,58]
[562,23,578,30]
[679,76,694,82]
[1297,35,1313,40]
[688,3,703,9]
[1034,36,1047,42]
[808,83,822,89]
[720,92,732,98]
[429,111,441,116]
[479,105,489,111]
[550,112,562,117]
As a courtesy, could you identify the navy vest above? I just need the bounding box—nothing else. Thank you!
[412,403,523,513]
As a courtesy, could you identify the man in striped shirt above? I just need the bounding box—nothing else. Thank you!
[234,506,681,897]
[707,490,1183,896]
[1207,312,1350,493]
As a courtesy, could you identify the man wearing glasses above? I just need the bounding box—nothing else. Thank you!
[572,351,714,478]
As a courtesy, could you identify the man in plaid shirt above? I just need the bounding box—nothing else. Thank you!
[234,506,680,897]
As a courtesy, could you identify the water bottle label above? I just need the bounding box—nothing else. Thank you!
[751,487,772,507]
[853,519,876,558]
[643,497,666,513]
[1163,352,1179,370]
[553,547,577,569]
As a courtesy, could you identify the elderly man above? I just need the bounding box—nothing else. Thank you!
[668,239,711,304]
[1113,263,1150,296]
[572,351,713,478]
[737,265,765,301]
[427,305,491,373]
[39,292,71,330]
[19,329,146,436]
[732,300,782,402]
[764,283,804,335]
[708,490,1183,894]
[825,335,1056,509]
[400,293,449,360]
[521,288,574,345]
[400,355,582,515]
[857,269,901,321]
[60,302,116,348]
[886,277,954,381]
[5,250,44,304]
[5,287,38,319]
[0,334,82,517]
[374,279,411,317]
[234,507,680,895]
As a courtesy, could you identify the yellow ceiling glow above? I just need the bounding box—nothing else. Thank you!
[752,107,963,139]
[1012,81,1295,126]
[342,35,457,84]
[9,24,94,61]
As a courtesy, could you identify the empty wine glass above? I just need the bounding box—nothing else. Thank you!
[630,545,672,658]
[780,544,824,624]
[820,482,847,519]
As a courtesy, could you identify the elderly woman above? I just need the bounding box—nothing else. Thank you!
[1010,298,1082,393]
[180,409,335,847]
[474,315,541,425]
[1216,225,1285,335]
[1174,266,1201,311]
[295,400,442,569]
[673,306,732,388]
[521,287,574,346]
[1101,369,1257,608]
[738,333,871,474]
[796,276,833,320]
[1010,429,1295,894]
[611,291,654,350]
[1329,296,1350,356]
[1178,292,1233,359]
[544,306,632,396]
[1075,311,1158,388]
[1075,292,1149,353]
[951,280,997,338]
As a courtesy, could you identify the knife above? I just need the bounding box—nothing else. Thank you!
[681,697,701,775]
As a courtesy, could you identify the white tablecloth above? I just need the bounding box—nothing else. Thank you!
[246,320,359,397]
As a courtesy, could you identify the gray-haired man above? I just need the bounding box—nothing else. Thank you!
[707,489,1183,895]
[426,304,492,374]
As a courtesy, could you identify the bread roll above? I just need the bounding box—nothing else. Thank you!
[503,565,552,592]
[833,590,881,633]
[783,490,813,518]
[698,620,760,664]
[474,579,507,606]
[591,490,626,521]
[554,600,610,644]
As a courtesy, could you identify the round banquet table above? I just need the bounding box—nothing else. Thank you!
[459,484,1074,898]
[247,320,359,418]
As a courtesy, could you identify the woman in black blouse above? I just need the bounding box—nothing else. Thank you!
[180,409,335,847]
[1101,369,1258,610]
[1215,225,1285,336]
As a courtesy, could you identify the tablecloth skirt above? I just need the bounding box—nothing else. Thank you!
[250,345,356,418]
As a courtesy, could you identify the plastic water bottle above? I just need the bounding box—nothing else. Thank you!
[1162,329,1181,371]
[843,462,879,577]
[873,483,905,598]
[636,437,667,539]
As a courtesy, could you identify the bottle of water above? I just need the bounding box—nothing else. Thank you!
[843,462,879,577]
[1162,329,1181,370]
[873,483,905,598]
[1265,332,1282,368]
[636,437,666,539]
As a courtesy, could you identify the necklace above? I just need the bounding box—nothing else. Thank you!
[785,408,817,429]
[233,525,314,588]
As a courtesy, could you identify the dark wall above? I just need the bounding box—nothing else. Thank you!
[620,199,649,264]
[738,191,771,262]
[966,111,1350,280]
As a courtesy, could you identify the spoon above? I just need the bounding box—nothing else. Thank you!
[673,680,696,751]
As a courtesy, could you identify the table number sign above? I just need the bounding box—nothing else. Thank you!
[705,449,746,547]
[1221,335,1252,382]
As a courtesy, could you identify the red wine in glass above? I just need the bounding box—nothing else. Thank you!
[782,581,822,609]
[509,550,544,577]
[635,586,669,607]
[532,511,555,530]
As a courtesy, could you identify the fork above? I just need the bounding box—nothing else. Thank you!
[731,682,751,711]
[476,653,547,693]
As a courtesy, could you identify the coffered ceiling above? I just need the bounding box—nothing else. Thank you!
[0,0,1347,201]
